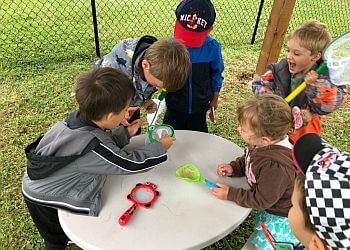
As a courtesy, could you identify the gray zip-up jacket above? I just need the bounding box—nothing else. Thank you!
[22,110,167,216]
[95,36,157,107]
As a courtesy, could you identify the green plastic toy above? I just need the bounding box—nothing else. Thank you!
[175,164,219,188]
[147,124,175,142]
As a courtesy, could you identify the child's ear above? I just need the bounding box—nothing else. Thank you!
[106,112,114,121]
[308,233,327,250]
[141,59,151,71]
[312,51,322,62]
[261,136,272,145]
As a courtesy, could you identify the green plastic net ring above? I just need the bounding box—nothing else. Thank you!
[147,124,175,142]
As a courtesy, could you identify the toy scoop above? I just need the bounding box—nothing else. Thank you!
[175,163,219,188]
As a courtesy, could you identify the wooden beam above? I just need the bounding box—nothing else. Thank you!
[255,0,296,75]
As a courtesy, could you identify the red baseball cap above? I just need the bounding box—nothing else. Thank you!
[174,0,216,48]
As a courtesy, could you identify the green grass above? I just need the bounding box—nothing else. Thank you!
[1,0,349,249]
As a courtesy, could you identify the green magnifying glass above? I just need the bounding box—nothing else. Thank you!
[146,90,175,143]
[148,124,175,142]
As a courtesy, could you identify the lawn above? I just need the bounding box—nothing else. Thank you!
[1,0,349,249]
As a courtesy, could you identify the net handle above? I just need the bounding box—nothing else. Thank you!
[285,62,327,103]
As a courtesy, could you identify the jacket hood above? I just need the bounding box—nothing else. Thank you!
[25,110,100,180]
[64,110,99,129]
[250,144,295,168]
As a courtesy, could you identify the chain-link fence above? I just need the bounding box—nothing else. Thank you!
[1,0,350,66]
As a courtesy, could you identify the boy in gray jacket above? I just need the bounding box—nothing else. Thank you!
[22,67,175,249]
[96,36,190,132]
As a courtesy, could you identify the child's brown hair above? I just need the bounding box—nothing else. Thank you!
[75,67,135,121]
[143,39,190,92]
[237,94,310,141]
[287,20,331,55]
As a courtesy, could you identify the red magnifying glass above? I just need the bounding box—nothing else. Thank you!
[118,182,159,226]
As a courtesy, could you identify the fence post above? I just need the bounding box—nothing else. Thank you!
[91,0,100,58]
[255,0,296,75]
[251,0,265,45]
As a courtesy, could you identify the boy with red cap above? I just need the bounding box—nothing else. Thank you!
[164,0,224,132]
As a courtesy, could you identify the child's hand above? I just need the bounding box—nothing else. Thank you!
[209,183,229,200]
[209,92,219,110]
[158,135,176,150]
[121,106,140,126]
[143,99,157,114]
[209,99,218,110]
[217,164,233,177]
[305,70,319,86]
[127,118,145,137]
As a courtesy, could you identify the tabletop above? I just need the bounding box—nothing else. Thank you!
[58,130,251,250]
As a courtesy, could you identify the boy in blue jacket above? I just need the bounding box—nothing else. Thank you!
[164,0,224,132]
[22,68,175,249]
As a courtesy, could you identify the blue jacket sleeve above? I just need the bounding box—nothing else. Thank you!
[210,40,224,92]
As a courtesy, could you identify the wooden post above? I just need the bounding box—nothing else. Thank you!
[255,0,296,75]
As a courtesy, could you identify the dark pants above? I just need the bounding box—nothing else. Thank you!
[129,109,142,135]
[24,199,69,250]
[163,108,208,133]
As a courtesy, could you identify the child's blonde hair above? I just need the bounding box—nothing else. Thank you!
[143,39,190,92]
[237,94,306,141]
[287,20,331,55]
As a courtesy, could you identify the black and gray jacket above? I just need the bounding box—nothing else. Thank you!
[22,110,167,216]
[95,36,158,107]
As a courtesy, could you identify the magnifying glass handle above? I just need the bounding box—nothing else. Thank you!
[118,203,137,226]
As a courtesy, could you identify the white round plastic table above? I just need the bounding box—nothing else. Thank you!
[58,130,251,250]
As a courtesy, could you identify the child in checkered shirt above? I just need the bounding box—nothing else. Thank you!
[290,133,350,249]
[252,20,347,143]
[210,94,313,249]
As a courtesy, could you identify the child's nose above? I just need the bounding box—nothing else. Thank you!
[285,51,292,60]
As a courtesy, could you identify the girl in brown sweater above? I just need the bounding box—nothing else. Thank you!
[210,94,310,249]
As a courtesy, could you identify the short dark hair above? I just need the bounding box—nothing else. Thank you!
[75,67,135,121]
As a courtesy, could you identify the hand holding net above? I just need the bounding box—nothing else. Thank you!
[285,32,350,103]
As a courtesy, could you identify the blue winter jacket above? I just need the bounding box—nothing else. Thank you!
[165,35,224,114]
